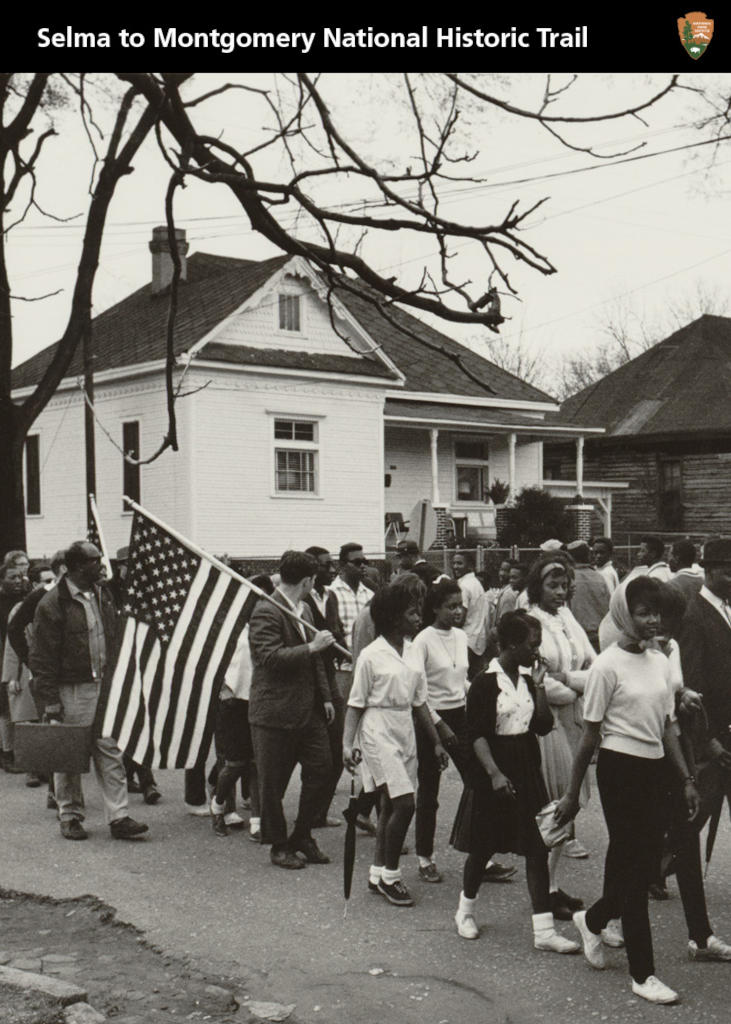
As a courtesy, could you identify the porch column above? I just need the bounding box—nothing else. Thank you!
[429,428,440,506]
[575,435,584,498]
[507,432,517,501]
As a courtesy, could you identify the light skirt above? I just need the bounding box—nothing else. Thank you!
[357,707,416,799]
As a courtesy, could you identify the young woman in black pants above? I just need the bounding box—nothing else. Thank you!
[556,577,700,1005]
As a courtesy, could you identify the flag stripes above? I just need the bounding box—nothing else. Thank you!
[102,510,251,768]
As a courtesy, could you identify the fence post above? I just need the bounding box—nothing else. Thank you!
[476,544,484,573]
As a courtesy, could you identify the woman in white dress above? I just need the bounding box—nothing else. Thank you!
[526,554,595,921]
[343,581,448,907]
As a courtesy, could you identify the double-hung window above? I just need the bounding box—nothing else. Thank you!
[274,418,318,494]
[455,440,489,503]
[278,294,301,333]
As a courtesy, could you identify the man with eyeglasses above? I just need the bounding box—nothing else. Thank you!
[30,541,148,842]
[330,543,373,689]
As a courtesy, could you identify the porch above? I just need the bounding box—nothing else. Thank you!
[383,399,615,546]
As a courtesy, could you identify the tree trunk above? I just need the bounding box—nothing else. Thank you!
[0,401,27,555]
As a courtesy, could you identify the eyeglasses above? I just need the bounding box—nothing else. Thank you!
[349,557,368,567]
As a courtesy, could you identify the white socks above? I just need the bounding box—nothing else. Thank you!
[210,797,225,815]
[455,892,479,940]
[369,864,383,886]
[532,912,580,955]
[382,867,401,885]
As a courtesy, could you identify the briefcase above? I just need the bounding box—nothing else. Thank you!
[14,722,92,775]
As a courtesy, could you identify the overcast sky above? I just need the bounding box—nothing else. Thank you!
[9,72,731,389]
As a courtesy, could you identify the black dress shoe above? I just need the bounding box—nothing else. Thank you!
[555,888,584,911]
[126,779,143,794]
[143,784,161,805]
[291,836,330,864]
[271,847,306,869]
[110,816,149,840]
[60,819,88,841]
[550,890,581,920]
[211,813,228,838]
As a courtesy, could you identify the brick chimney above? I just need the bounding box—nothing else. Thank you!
[149,225,189,294]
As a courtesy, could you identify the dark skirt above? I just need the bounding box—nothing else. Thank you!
[450,732,548,857]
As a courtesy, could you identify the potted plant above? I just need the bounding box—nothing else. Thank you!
[487,479,510,505]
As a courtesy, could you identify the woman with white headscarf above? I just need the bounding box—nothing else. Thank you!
[555,576,700,1006]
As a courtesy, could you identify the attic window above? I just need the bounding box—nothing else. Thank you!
[278,294,301,332]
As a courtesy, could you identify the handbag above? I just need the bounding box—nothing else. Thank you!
[535,800,574,849]
[14,722,92,775]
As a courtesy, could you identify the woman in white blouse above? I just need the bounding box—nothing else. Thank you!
[343,581,447,908]
[411,579,471,883]
[526,554,595,921]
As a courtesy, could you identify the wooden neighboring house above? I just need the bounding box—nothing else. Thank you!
[13,228,599,558]
[545,315,731,541]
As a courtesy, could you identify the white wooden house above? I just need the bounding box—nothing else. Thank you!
[13,229,601,558]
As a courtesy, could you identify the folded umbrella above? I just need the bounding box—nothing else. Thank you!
[343,771,360,917]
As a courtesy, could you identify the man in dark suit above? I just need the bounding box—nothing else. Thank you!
[248,550,336,869]
[304,547,344,829]
[675,536,731,961]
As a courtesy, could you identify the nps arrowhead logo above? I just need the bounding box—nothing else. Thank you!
[678,11,714,59]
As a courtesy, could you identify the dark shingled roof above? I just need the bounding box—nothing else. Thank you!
[12,251,555,405]
[557,315,731,440]
[384,399,581,434]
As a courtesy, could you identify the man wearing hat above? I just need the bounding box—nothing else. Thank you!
[674,537,731,962]
[395,539,439,584]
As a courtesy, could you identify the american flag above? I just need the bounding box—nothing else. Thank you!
[87,493,112,579]
[101,509,251,768]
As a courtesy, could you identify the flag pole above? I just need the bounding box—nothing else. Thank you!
[122,496,352,661]
[89,493,113,579]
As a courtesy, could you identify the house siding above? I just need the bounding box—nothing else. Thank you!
[24,378,193,559]
[384,427,543,516]
[214,273,374,359]
[190,369,386,556]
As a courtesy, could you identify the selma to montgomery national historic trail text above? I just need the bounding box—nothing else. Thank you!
[36,25,590,54]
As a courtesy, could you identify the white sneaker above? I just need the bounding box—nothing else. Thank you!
[532,913,580,955]
[689,935,731,961]
[564,838,589,859]
[224,811,245,828]
[601,920,625,948]
[185,802,211,817]
[573,910,606,969]
[455,893,479,939]
[631,976,679,1004]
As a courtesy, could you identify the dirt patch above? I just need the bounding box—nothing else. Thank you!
[0,889,264,1023]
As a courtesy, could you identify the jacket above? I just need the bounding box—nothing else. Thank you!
[302,589,341,706]
[29,576,120,716]
[248,589,331,730]
[678,592,731,753]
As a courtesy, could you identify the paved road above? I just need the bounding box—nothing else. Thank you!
[2,763,730,1024]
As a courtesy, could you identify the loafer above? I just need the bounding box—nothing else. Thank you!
[25,774,42,788]
[555,888,584,911]
[418,862,443,883]
[313,815,342,828]
[60,819,88,841]
[271,847,306,869]
[110,816,149,840]
[143,784,161,805]
[224,811,245,829]
[483,861,517,883]
[126,779,143,794]
[291,837,330,864]
[212,813,228,837]
[550,891,575,921]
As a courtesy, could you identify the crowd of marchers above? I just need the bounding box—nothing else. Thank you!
[1,531,731,1007]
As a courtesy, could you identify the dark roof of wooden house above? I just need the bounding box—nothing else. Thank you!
[556,315,731,441]
[12,251,554,406]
